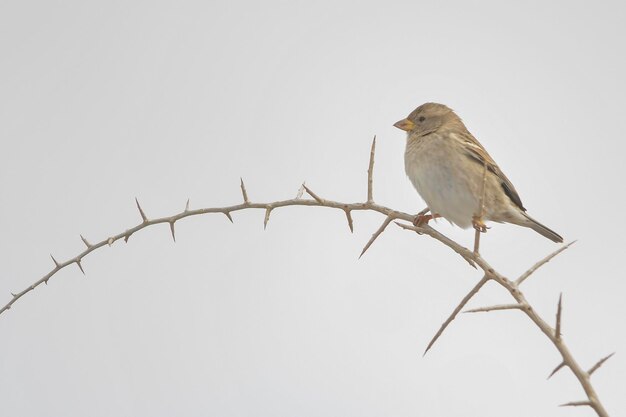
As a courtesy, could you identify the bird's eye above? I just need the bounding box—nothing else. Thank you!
[418,116,426,122]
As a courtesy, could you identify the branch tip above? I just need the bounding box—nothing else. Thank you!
[424,275,490,355]
[303,184,324,204]
[240,177,250,204]
[555,293,563,340]
[80,234,92,248]
[559,401,592,408]
[463,304,522,313]
[547,362,566,379]
[169,221,176,242]
[359,214,394,259]
[75,259,85,275]
[366,135,376,203]
[516,241,576,285]
[588,352,615,376]
[344,209,354,233]
[135,198,148,222]
[264,207,273,229]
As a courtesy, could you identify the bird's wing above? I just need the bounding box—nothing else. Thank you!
[456,132,526,211]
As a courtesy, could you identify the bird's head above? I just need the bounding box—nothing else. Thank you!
[394,102,459,137]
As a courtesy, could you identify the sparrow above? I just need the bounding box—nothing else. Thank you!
[394,102,563,243]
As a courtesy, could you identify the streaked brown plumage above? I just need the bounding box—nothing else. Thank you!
[394,103,563,243]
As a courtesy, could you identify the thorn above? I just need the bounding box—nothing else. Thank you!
[359,214,394,259]
[556,293,563,340]
[10,292,17,297]
[516,241,577,285]
[44,278,49,285]
[264,207,272,230]
[296,182,305,199]
[424,275,490,355]
[185,198,190,212]
[50,254,60,268]
[547,362,566,379]
[463,304,522,313]
[559,401,592,408]
[124,232,133,243]
[75,259,85,275]
[367,136,376,203]
[224,212,233,223]
[135,198,148,222]
[240,177,250,204]
[588,352,615,376]
[80,234,92,248]
[344,209,354,233]
[169,221,176,242]
[303,184,324,204]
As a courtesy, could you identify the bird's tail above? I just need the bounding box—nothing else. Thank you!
[519,212,563,243]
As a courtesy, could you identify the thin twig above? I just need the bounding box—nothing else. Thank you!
[464,303,523,313]
[1,199,412,315]
[555,293,563,340]
[588,353,615,376]
[75,260,85,275]
[240,178,250,204]
[367,136,376,203]
[359,214,395,259]
[560,401,593,408]
[547,362,566,379]
[80,234,92,248]
[1,141,610,417]
[264,207,273,229]
[303,184,324,204]
[344,209,354,233]
[395,225,609,417]
[135,198,148,222]
[516,241,576,285]
[169,221,176,242]
[424,275,490,355]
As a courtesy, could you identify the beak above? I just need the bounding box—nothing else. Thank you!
[393,118,415,132]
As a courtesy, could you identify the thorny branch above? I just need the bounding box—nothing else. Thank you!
[1,138,612,417]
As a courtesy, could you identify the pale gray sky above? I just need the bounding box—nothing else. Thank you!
[1,1,624,416]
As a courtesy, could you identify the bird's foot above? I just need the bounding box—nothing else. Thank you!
[413,213,440,227]
[472,217,489,233]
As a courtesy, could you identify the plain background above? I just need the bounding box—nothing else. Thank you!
[1,1,625,416]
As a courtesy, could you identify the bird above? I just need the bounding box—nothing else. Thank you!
[393,102,563,243]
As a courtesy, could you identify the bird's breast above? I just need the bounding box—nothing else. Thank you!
[404,134,480,228]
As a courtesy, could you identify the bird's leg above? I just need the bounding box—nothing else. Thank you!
[413,208,441,227]
[472,216,489,255]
